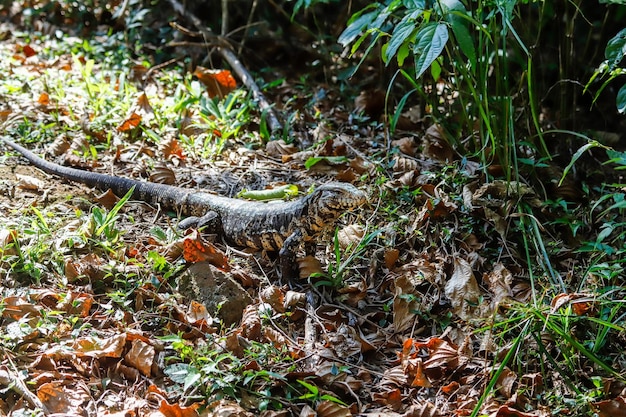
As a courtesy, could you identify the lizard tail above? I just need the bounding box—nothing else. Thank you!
[1,137,190,211]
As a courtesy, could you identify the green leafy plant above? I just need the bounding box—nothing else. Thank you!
[339,0,546,176]
[476,299,623,416]
[86,187,134,254]
[297,379,347,405]
[313,227,382,288]
[587,25,626,113]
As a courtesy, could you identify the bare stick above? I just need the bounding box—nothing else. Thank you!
[167,0,283,134]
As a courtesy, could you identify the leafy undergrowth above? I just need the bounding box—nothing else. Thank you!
[0,7,625,417]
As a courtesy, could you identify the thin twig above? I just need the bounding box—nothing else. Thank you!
[0,364,50,414]
[167,0,283,134]
[221,0,228,36]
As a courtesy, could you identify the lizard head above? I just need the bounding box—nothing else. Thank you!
[312,182,367,215]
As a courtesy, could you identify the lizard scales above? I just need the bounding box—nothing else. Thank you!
[2,138,366,255]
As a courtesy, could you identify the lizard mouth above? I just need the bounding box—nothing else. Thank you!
[326,190,367,211]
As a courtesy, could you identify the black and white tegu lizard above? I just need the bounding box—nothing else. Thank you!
[1,137,367,278]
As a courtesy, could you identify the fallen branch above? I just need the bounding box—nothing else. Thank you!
[166,0,283,134]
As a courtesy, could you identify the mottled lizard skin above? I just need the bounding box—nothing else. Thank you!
[2,137,366,277]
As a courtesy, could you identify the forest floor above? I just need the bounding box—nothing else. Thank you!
[0,4,625,417]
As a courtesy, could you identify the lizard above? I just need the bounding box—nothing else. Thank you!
[1,137,367,278]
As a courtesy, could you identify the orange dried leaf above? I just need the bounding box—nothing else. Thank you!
[187,300,210,323]
[0,109,12,121]
[194,67,237,98]
[572,300,593,316]
[372,387,403,409]
[182,230,230,270]
[117,112,142,132]
[384,248,399,269]
[159,138,185,160]
[410,359,432,388]
[38,92,50,105]
[21,44,37,57]
[442,381,460,394]
[159,399,200,417]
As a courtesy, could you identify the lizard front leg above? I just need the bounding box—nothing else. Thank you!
[178,211,221,231]
[279,228,304,281]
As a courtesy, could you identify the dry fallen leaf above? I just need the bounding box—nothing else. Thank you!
[37,92,50,106]
[337,224,364,249]
[384,248,400,269]
[594,396,626,417]
[116,112,142,132]
[194,66,237,98]
[283,290,306,310]
[160,399,201,417]
[37,381,90,415]
[134,92,155,122]
[408,358,432,388]
[259,285,285,313]
[149,164,177,185]
[494,404,544,417]
[422,124,454,162]
[393,156,420,173]
[354,89,385,118]
[95,189,120,210]
[19,43,37,57]
[444,257,481,320]
[484,263,514,308]
[316,400,352,417]
[418,337,463,371]
[159,137,186,160]
[15,173,46,191]
[72,333,127,358]
[182,230,230,270]
[240,304,262,341]
[496,367,518,398]
[266,139,298,157]
[1,296,42,321]
[298,255,324,278]
[0,229,18,256]
[393,274,422,333]
[124,339,155,377]
[391,137,418,156]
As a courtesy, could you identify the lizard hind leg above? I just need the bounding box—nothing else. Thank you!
[177,211,221,231]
